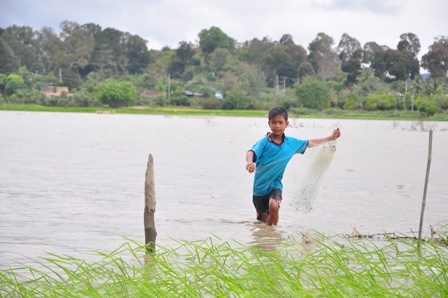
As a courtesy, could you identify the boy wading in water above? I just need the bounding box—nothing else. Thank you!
[246,107,341,226]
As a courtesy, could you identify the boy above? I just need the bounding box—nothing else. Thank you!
[246,107,341,226]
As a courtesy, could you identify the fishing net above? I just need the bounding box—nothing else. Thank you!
[290,141,337,214]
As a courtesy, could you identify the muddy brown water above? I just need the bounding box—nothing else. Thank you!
[1,111,447,268]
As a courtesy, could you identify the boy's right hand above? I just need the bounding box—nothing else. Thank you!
[246,162,256,173]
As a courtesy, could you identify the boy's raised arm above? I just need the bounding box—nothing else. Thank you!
[308,128,341,148]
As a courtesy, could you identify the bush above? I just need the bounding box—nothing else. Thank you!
[170,96,190,106]
[377,93,396,110]
[295,80,331,110]
[343,93,359,110]
[364,95,378,111]
[200,97,222,109]
[415,97,439,116]
[221,89,250,110]
[96,80,137,108]
[364,93,396,111]
[4,74,25,96]
[290,107,318,116]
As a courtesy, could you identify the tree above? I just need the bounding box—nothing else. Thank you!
[337,33,362,62]
[126,34,150,74]
[94,27,128,75]
[397,33,421,79]
[282,43,307,70]
[243,37,275,66]
[412,74,424,95]
[198,26,235,55]
[307,32,340,79]
[0,37,20,74]
[421,38,448,79]
[85,25,116,76]
[176,41,195,63]
[37,26,58,74]
[208,48,230,73]
[263,46,297,87]
[4,73,25,96]
[295,79,331,110]
[337,34,363,86]
[168,58,186,79]
[363,42,389,79]
[341,48,363,86]
[1,25,43,74]
[363,41,384,64]
[359,67,375,83]
[397,33,421,57]
[384,49,413,81]
[279,34,294,46]
[50,21,95,87]
[96,79,137,108]
[298,62,315,83]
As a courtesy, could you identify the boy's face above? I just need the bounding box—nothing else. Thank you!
[268,115,289,136]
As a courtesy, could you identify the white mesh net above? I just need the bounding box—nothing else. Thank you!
[290,141,336,214]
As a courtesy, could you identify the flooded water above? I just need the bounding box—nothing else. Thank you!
[1,111,447,268]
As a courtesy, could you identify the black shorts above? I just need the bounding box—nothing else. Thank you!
[253,189,282,220]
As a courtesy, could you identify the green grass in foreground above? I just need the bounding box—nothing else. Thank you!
[2,104,448,121]
[1,231,447,297]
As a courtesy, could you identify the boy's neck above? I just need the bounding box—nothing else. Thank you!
[268,132,284,144]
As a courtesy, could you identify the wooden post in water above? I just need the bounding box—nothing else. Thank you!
[418,129,433,243]
[144,154,157,252]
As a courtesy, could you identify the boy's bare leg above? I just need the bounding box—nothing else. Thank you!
[267,198,279,226]
[259,212,269,223]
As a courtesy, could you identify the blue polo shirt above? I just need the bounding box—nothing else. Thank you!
[249,133,308,196]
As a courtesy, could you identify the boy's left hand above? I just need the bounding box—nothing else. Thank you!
[332,128,341,139]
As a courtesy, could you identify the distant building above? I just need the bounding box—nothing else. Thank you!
[185,91,203,97]
[215,91,224,100]
[140,90,164,98]
[41,86,73,97]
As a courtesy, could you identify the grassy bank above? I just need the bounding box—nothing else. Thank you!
[2,104,448,121]
[1,231,447,297]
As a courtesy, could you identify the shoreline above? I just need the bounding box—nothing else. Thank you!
[2,104,448,121]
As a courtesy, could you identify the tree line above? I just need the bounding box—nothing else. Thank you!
[0,21,447,115]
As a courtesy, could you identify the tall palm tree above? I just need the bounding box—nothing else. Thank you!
[359,66,374,83]
[412,74,423,95]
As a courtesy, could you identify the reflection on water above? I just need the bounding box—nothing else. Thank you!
[1,112,447,268]
[248,223,284,251]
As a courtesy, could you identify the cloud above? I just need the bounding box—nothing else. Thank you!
[0,0,446,60]
[328,0,403,14]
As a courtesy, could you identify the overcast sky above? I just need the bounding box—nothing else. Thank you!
[1,0,447,59]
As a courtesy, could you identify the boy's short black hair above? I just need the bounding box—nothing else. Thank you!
[268,106,288,121]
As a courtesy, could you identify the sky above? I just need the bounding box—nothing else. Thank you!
[1,0,447,60]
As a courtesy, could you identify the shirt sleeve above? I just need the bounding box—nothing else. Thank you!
[291,137,308,154]
[250,137,268,162]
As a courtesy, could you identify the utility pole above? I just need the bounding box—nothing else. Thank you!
[283,76,286,96]
[167,74,170,105]
[404,78,408,111]
[59,68,62,83]
[276,75,279,96]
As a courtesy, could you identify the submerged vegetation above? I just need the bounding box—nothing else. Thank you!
[1,226,447,297]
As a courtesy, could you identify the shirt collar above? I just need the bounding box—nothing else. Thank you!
[266,132,285,144]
